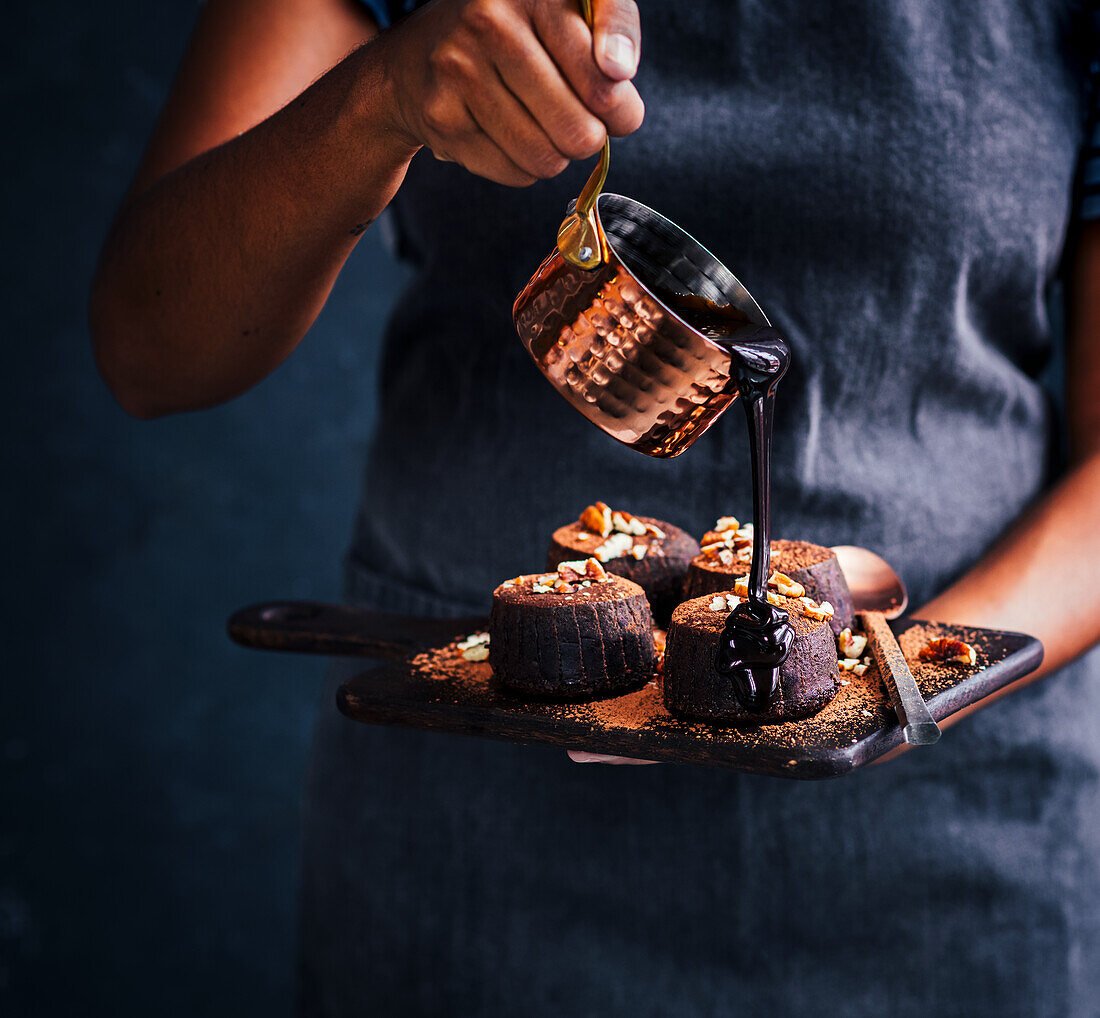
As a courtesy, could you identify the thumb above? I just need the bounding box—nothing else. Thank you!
[590,0,641,80]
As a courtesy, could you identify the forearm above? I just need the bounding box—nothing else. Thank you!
[919,450,1100,689]
[90,37,419,418]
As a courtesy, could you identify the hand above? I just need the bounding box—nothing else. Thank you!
[567,751,658,765]
[383,0,644,186]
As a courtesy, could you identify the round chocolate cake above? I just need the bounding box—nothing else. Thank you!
[683,534,854,635]
[547,503,699,624]
[663,592,840,724]
[488,559,656,699]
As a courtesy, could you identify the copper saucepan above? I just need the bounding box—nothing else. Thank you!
[514,192,771,458]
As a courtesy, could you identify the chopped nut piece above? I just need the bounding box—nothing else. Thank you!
[611,510,647,536]
[737,546,753,562]
[716,548,735,567]
[583,557,608,581]
[576,533,590,541]
[630,544,647,560]
[553,579,573,593]
[456,632,490,651]
[853,663,869,677]
[918,637,977,666]
[768,571,806,598]
[556,560,587,583]
[839,678,851,686]
[579,502,613,538]
[532,583,552,594]
[838,657,861,672]
[715,516,740,533]
[644,523,666,539]
[710,593,744,611]
[461,644,490,662]
[732,577,749,597]
[593,531,634,561]
[766,591,784,607]
[838,628,868,659]
[799,596,835,621]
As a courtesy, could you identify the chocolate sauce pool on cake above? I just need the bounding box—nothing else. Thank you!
[663,293,795,712]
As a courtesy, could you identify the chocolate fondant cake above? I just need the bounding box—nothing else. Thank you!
[664,591,840,724]
[488,557,656,698]
[547,503,699,624]
[682,520,853,635]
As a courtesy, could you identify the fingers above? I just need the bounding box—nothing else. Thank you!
[532,1,645,138]
[590,0,640,80]
[395,0,644,188]
[419,81,538,186]
[461,2,606,159]
[464,65,571,179]
[567,751,659,765]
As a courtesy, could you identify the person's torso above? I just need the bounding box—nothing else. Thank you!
[347,0,1092,614]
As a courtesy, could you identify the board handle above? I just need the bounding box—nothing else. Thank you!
[227,601,488,660]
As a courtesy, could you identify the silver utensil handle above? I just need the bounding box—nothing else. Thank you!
[858,611,941,746]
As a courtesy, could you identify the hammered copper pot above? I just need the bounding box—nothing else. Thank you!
[513,193,770,458]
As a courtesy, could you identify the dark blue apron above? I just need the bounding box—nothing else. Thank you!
[300,3,1100,1014]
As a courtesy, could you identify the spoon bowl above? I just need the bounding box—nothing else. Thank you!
[831,544,909,618]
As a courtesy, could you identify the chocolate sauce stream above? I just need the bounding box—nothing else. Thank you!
[661,294,794,712]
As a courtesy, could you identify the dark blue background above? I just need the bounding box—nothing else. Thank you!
[2,3,403,1013]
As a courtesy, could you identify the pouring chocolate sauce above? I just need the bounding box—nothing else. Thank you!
[515,193,797,712]
[661,294,794,712]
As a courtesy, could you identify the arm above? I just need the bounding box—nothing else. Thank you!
[90,0,644,418]
[917,221,1100,720]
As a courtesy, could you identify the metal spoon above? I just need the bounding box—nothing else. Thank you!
[831,545,941,745]
[556,0,610,270]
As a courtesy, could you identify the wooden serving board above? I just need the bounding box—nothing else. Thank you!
[336,619,1042,779]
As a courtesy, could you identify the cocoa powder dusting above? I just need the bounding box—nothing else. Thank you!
[399,623,990,754]
[899,622,982,698]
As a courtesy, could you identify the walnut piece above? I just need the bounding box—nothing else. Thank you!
[552,557,610,591]
[556,560,586,583]
[709,593,742,612]
[768,571,805,598]
[579,501,613,538]
[593,531,634,561]
[701,516,750,549]
[584,558,609,581]
[611,510,647,536]
[838,627,867,659]
[918,637,977,666]
[457,632,491,661]
[798,596,835,621]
